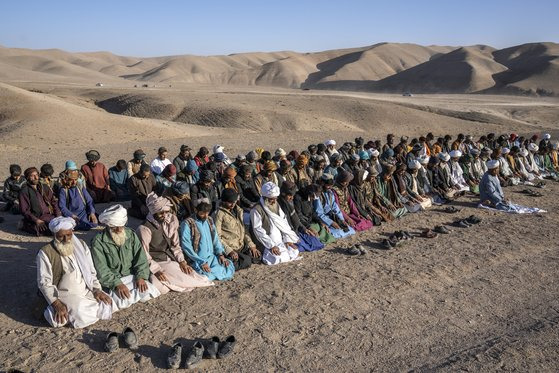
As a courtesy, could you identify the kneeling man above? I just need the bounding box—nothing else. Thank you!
[137,193,213,294]
[91,205,160,310]
[37,217,113,328]
[250,182,300,265]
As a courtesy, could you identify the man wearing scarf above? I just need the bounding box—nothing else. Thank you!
[293,184,336,244]
[91,205,160,310]
[221,166,239,193]
[362,167,399,221]
[155,164,177,195]
[180,198,235,281]
[254,160,283,195]
[58,168,98,231]
[127,149,148,178]
[81,150,115,203]
[348,169,385,226]
[190,170,221,214]
[162,181,193,220]
[294,155,312,190]
[37,217,113,328]
[137,193,213,294]
[331,170,373,231]
[377,165,409,218]
[19,167,61,236]
[215,188,261,270]
[250,182,301,265]
[173,145,192,173]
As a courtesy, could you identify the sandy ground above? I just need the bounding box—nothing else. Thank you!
[1,83,559,372]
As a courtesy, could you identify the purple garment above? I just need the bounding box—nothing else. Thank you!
[332,189,373,232]
[58,187,97,231]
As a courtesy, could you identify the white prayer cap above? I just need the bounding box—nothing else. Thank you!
[325,139,336,146]
[99,204,128,227]
[49,216,76,233]
[544,133,551,140]
[261,181,280,198]
[519,148,529,157]
[528,143,539,152]
[146,192,172,215]
[501,147,510,154]
[486,160,499,169]
[275,148,286,157]
[450,150,462,158]
[212,145,224,154]
[408,160,421,170]
[418,155,430,165]
[438,152,450,162]
[369,149,380,157]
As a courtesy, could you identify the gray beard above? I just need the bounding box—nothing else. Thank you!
[264,200,280,215]
[54,239,74,257]
[110,230,127,247]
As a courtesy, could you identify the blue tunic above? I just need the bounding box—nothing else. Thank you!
[296,232,324,252]
[313,190,355,239]
[479,172,504,206]
[108,166,130,201]
[58,186,97,230]
[180,218,235,281]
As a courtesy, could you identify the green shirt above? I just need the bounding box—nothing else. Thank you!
[91,227,150,290]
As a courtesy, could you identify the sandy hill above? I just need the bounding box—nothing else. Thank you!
[0,42,557,95]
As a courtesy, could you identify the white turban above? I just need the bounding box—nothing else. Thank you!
[418,155,430,165]
[369,149,380,157]
[212,145,224,154]
[520,148,529,157]
[486,160,499,169]
[49,216,76,233]
[275,148,286,157]
[325,140,336,146]
[261,181,280,198]
[528,143,539,152]
[502,147,510,154]
[438,152,450,162]
[99,204,128,227]
[408,160,421,170]
[470,149,480,156]
[146,192,172,215]
[544,133,551,140]
[450,150,462,158]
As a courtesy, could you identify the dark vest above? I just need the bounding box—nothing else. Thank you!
[143,220,175,262]
[251,204,273,251]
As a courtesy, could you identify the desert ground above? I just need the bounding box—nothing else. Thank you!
[1,77,559,372]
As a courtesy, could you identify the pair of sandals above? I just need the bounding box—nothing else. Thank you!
[452,215,482,228]
[521,189,543,197]
[421,225,452,238]
[444,206,462,214]
[168,335,236,369]
[347,244,367,256]
[104,327,137,352]
[381,230,413,249]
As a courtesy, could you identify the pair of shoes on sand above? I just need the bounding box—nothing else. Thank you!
[521,189,543,197]
[422,225,453,238]
[452,215,482,228]
[168,336,236,369]
[104,327,137,352]
[346,244,367,255]
[381,230,413,249]
[444,206,461,214]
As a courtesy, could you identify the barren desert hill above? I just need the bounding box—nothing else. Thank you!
[0,42,558,95]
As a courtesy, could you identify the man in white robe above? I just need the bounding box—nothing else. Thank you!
[137,192,213,294]
[91,205,160,310]
[449,150,470,192]
[250,182,300,265]
[37,216,114,328]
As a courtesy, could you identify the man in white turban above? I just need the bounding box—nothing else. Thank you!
[324,140,338,159]
[369,149,382,175]
[137,193,213,294]
[250,182,300,265]
[480,160,506,207]
[36,216,114,328]
[449,150,469,192]
[91,205,160,310]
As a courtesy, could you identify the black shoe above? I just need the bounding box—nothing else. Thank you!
[167,343,182,369]
[185,341,204,369]
[444,206,461,213]
[205,336,220,359]
[104,332,119,353]
[453,220,469,228]
[381,239,393,250]
[122,327,138,349]
[394,231,406,241]
[465,215,481,224]
[217,336,236,359]
[402,231,414,240]
[346,245,361,255]
[355,244,367,255]
[434,225,450,234]
[388,235,400,246]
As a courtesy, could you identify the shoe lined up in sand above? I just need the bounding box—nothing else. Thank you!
[167,335,236,369]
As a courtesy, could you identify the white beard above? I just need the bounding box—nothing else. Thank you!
[110,230,127,247]
[54,238,74,257]
[264,200,280,215]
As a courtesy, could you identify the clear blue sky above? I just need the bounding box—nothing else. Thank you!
[1,0,557,56]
